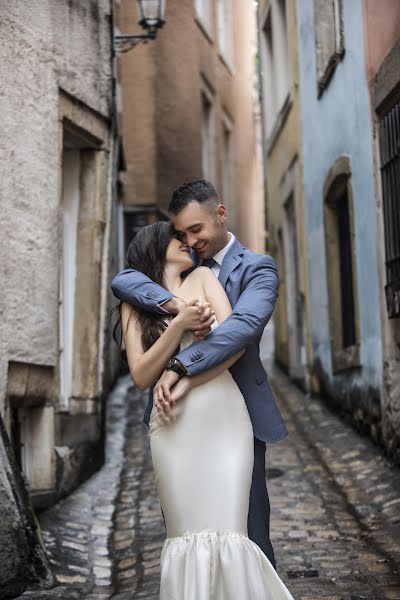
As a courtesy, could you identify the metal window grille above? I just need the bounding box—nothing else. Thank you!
[379,101,400,318]
[337,191,356,348]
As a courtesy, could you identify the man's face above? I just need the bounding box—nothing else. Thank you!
[171,200,229,259]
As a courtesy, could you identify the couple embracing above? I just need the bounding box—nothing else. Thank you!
[112,179,293,599]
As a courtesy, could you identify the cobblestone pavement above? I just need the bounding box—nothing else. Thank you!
[268,367,400,599]
[17,352,400,599]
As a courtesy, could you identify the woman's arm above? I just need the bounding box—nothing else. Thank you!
[169,268,245,402]
[198,266,232,324]
[121,301,204,390]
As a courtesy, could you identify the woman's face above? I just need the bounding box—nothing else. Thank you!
[165,236,193,270]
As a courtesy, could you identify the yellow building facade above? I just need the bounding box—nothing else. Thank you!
[258,0,312,389]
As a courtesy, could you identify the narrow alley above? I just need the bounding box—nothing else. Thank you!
[18,329,400,600]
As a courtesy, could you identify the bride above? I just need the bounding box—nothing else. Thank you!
[117,221,294,600]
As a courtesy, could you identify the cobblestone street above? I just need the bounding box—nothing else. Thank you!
[17,339,400,600]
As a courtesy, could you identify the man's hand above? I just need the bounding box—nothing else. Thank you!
[160,298,214,339]
[194,300,215,340]
[153,369,180,422]
[169,377,191,404]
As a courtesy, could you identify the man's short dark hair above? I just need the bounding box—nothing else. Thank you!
[169,179,220,215]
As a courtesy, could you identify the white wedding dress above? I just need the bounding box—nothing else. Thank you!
[149,326,294,600]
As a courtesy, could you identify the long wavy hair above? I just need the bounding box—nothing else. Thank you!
[112,221,176,355]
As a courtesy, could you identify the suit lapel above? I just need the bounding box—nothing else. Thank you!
[218,238,244,288]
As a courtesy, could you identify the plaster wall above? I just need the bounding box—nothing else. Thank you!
[0,0,112,408]
[116,0,264,252]
[363,0,400,89]
[296,0,382,428]
[0,0,115,499]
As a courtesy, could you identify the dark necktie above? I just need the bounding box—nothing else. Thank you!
[202,258,218,269]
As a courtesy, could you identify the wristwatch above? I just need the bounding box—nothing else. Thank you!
[166,358,188,380]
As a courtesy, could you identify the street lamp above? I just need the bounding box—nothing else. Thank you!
[115,0,166,54]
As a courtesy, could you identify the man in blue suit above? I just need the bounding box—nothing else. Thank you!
[111,179,288,567]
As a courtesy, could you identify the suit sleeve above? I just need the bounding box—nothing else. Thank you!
[111,268,175,314]
[176,255,279,375]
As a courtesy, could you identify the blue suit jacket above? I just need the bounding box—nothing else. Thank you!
[111,238,288,444]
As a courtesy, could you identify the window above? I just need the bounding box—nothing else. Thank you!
[275,0,290,104]
[194,0,212,36]
[201,85,215,181]
[336,191,356,347]
[217,0,233,67]
[314,0,344,97]
[123,206,157,262]
[221,112,234,229]
[260,11,276,136]
[260,0,290,137]
[379,101,400,318]
[323,156,360,372]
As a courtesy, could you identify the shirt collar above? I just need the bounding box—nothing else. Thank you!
[212,232,235,266]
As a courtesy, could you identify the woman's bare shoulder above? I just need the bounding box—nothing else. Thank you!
[179,267,212,299]
[185,266,216,281]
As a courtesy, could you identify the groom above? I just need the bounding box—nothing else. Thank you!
[111,179,288,567]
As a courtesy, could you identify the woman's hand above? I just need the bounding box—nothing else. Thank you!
[170,377,192,404]
[175,299,215,333]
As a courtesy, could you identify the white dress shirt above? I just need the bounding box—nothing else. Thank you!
[207,232,235,278]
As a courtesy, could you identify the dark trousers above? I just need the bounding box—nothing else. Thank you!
[247,436,276,569]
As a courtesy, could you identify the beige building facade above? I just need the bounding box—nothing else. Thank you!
[258,0,310,389]
[0,0,119,510]
[114,0,264,258]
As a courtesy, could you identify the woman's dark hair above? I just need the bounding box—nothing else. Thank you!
[112,221,175,355]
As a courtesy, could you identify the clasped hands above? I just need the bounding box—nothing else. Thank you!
[153,299,214,423]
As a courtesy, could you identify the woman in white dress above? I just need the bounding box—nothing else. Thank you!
[118,222,294,600]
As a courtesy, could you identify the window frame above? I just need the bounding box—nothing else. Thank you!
[323,155,361,373]
[217,0,234,71]
[259,0,291,144]
[200,79,216,182]
[194,0,213,40]
[314,0,345,98]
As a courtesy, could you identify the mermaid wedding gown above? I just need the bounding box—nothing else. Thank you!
[149,325,294,600]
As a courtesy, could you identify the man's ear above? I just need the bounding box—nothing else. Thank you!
[217,203,227,223]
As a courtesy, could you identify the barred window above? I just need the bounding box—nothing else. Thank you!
[379,101,400,318]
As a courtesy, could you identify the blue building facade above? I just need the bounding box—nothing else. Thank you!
[296,0,383,433]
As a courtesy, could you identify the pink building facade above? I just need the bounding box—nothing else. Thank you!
[363,0,400,461]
